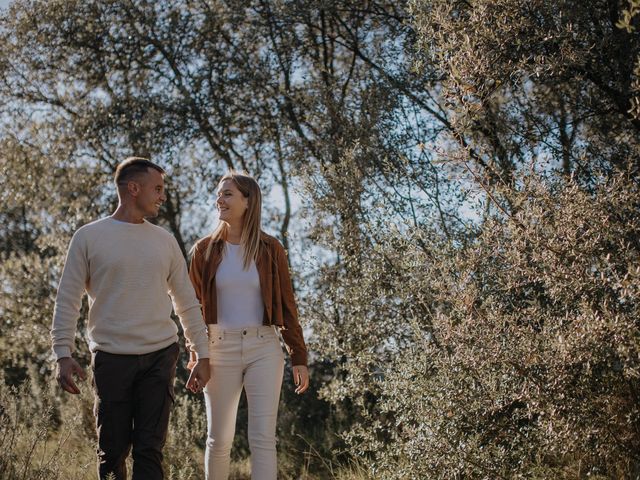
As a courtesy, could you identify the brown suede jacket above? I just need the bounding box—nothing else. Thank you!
[188,232,307,366]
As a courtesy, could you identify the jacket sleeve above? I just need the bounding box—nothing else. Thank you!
[188,242,204,302]
[274,241,308,366]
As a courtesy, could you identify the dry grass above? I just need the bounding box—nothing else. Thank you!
[0,373,370,480]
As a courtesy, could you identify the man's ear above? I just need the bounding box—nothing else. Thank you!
[127,181,140,197]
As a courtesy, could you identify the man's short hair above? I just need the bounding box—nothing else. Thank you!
[114,157,165,187]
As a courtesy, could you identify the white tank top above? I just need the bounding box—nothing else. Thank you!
[215,242,264,327]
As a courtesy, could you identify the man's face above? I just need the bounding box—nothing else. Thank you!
[134,168,166,218]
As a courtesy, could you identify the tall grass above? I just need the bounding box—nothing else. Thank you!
[0,370,369,480]
[0,374,95,479]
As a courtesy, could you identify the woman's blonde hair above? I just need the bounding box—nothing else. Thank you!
[205,170,262,269]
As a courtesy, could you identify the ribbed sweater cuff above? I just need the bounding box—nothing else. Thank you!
[53,345,72,361]
[192,341,210,361]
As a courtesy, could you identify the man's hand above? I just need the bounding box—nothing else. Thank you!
[292,365,309,394]
[56,357,87,394]
[186,358,210,393]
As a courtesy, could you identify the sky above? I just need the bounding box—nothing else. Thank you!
[0,0,11,9]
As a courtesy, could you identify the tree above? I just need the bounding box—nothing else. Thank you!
[301,0,640,478]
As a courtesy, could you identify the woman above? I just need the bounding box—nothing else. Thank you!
[187,171,309,480]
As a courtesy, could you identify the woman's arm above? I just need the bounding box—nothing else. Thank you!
[274,241,309,393]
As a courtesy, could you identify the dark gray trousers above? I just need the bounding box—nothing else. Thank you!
[92,342,179,480]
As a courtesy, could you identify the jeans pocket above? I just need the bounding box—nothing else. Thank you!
[259,331,284,359]
[209,332,224,344]
[258,328,276,342]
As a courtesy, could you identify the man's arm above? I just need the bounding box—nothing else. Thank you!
[186,242,205,370]
[51,231,89,393]
[167,238,210,381]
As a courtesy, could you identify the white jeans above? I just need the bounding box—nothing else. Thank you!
[203,325,284,480]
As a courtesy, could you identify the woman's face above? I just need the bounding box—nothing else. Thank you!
[216,178,248,225]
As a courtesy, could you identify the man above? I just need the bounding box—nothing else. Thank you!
[51,157,210,480]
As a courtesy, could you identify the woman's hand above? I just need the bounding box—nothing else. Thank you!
[292,365,309,394]
[187,358,210,393]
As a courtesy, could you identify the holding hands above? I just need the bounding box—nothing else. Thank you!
[187,358,211,393]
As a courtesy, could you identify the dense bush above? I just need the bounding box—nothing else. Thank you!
[310,171,640,478]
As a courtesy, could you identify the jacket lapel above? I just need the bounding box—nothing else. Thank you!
[256,234,272,322]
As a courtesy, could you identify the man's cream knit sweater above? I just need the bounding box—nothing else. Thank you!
[51,217,209,360]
